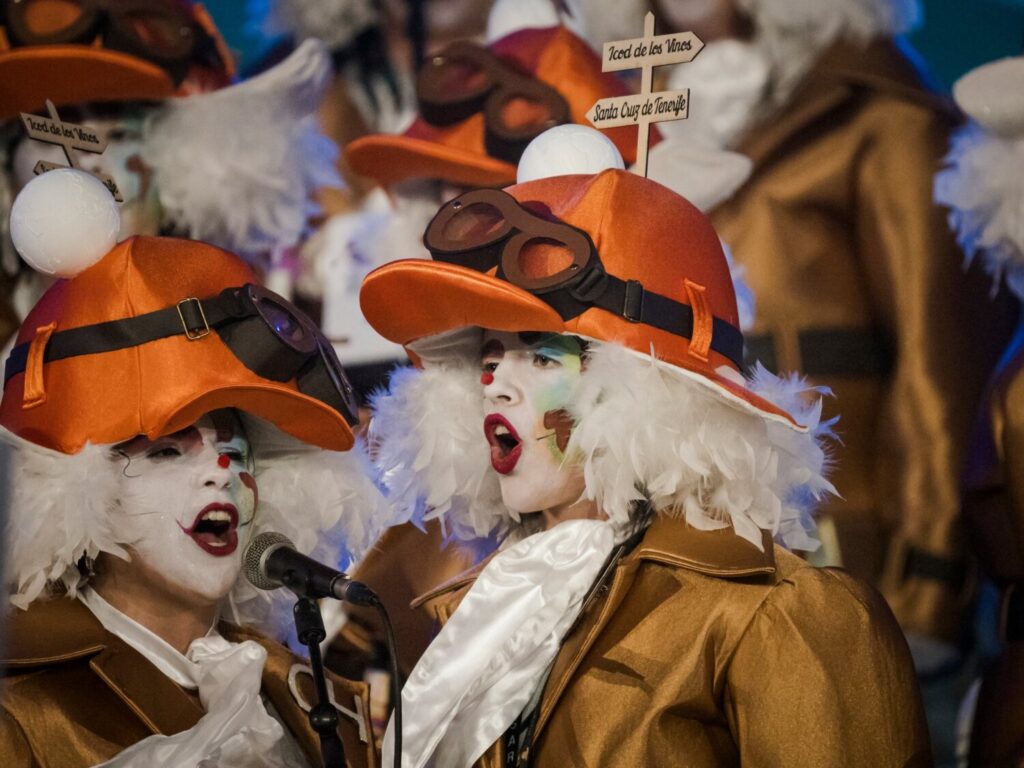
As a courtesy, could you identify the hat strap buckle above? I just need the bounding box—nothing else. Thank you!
[177,297,210,340]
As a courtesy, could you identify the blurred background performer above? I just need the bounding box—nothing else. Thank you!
[935,54,1024,768]
[0,0,342,344]
[563,0,1018,678]
[0,169,399,765]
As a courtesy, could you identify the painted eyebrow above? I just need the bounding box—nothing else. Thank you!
[480,339,506,358]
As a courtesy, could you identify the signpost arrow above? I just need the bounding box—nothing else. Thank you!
[601,30,704,72]
[588,13,704,177]
[586,89,689,130]
[18,100,122,201]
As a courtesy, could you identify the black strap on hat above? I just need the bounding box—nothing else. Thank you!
[530,265,745,368]
[3,289,255,385]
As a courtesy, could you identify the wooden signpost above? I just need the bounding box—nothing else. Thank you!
[19,100,122,201]
[586,12,704,177]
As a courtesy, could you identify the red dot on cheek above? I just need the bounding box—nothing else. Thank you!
[481,373,494,386]
[217,454,231,469]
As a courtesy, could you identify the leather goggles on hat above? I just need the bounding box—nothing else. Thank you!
[417,41,571,164]
[4,283,359,426]
[424,187,744,368]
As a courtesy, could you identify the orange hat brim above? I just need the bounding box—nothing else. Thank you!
[159,383,355,453]
[346,134,517,189]
[360,259,802,429]
[360,259,564,343]
[0,46,176,121]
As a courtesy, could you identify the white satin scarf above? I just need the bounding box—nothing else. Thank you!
[79,590,308,768]
[382,518,622,768]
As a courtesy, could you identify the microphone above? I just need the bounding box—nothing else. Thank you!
[243,532,377,606]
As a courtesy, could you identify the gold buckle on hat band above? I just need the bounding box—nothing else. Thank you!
[177,297,210,340]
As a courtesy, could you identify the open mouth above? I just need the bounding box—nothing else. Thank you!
[484,414,522,475]
[179,503,239,556]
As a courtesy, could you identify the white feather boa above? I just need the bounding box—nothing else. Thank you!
[141,39,341,258]
[370,338,835,552]
[935,123,1024,300]
[2,421,395,641]
[371,362,507,542]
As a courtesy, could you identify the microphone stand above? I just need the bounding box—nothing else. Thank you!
[293,597,346,768]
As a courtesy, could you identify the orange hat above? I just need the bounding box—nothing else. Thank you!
[1,236,355,454]
[345,26,656,189]
[0,1,234,121]
[360,170,799,427]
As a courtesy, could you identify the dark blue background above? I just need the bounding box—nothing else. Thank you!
[206,0,1024,90]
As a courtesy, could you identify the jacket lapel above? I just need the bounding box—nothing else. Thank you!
[530,521,776,746]
[88,634,205,736]
[530,554,643,742]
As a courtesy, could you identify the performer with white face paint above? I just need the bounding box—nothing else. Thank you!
[362,131,930,767]
[0,172,397,767]
[479,332,593,529]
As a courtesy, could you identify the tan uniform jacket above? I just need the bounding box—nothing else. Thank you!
[0,597,378,768]
[962,325,1024,766]
[327,520,482,678]
[711,39,1017,640]
[416,517,932,768]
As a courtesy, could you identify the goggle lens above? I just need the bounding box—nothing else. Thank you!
[514,237,579,281]
[257,297,307,347]
[22,0,83,35]
[432,56,489,96]
[123,10,190,54]
[498,96,556,132]
[442,202,507,246]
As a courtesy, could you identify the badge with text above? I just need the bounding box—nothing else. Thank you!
[20,100,123,201]
[586,13,704,176]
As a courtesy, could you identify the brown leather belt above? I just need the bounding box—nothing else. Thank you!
[744,327,893,377]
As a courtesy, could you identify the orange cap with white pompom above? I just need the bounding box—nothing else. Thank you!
[1,172,357,454]
[361,126,803,430]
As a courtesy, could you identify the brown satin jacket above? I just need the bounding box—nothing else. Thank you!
[416,517,932,768]
[711,38,1017,642]
[962,326,1024,766]
[0,597,378,768]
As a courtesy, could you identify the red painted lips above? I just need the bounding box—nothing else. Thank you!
[179,503,239,556]
[484,414,522,474]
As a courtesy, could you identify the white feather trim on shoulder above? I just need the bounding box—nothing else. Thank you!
[142,39,341,257]
[370,357,506,542]
[250,0,378,51]
[935,123,1024,300]
[566,346,835,551]
[1,429,124,609]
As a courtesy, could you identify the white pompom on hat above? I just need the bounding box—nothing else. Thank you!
[9,169,120,278]
[517,124,625,183]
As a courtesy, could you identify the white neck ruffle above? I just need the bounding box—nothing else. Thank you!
[80,588,310,768]
[383,518,625,768]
